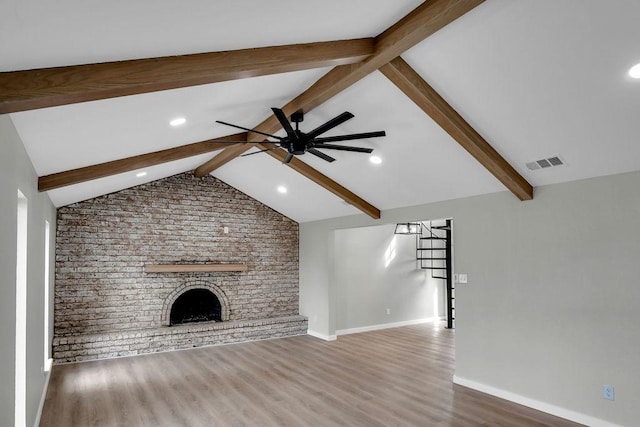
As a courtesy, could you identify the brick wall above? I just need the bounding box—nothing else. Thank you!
[54,172,306,362]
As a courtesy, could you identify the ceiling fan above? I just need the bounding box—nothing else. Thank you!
[216,108,386,164]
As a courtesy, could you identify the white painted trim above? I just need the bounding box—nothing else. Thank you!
[453,375,624,427]
[335,317,439,336]
[306,330,337,341]
[33,368,51,427]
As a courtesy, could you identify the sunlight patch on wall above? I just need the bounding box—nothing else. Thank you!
[384,236,397,268]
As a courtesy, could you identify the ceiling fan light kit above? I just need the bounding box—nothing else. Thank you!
[215,107,386,164]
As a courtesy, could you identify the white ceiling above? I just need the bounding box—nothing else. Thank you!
[5,0,640,222]
[0,0,423,70]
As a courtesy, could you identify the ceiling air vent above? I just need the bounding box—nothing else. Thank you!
[526,156,565,171]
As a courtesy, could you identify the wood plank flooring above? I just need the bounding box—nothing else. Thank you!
[40,323,583,426]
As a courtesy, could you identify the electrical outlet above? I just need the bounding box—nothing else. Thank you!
[223,227,229,234]
[386,308,391,315]
[603,384,615,401]
[458,274,468,284]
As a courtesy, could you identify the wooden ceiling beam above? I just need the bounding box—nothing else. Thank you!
[194,0,486,215]
[0,38,375,114]
[257,142,380,219]
[380,57,533,200]
[38,133,246,191]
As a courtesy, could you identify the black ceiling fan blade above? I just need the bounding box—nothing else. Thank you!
[305,112,354,140]
[283,153,294,164]
[271,108,296,139]
[240,147,278,157]
[216,120,283,140]
[314,144,373,153]
[311,130,386,144]
[307,148,336,163]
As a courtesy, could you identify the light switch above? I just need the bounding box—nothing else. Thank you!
[223,227,229,234]
[458,274,468,284]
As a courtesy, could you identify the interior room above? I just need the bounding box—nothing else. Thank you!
[2,1,639,426]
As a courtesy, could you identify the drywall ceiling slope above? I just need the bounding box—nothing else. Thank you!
[0,0,424,70]
[5,1,640,222]
[404,0,640,187]
[12,68,331,175]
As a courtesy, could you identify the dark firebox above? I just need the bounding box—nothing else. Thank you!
[170,289,222,325]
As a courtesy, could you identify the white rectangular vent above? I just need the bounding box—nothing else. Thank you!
[526,156,565,171]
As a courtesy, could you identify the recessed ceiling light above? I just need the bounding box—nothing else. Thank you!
[629,63,640,79]
[369,155,382,165]
[169,117,186,127]
[136,171,147,178]
[277,185,287,194]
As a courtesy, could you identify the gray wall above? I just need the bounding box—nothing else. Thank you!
[299,171,640,426]
[1,115,57,427]
[334,223,443,331]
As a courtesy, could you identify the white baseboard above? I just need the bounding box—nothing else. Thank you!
[453,375,623,427]
[307,330,336,341]
[335,317,439,336]
[34,365,52,427]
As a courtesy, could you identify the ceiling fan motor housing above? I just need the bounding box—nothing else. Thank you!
[284,137,308,155]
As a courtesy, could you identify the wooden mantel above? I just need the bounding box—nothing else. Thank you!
[144,264,248,273]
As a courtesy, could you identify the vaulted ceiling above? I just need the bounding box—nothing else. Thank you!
[3,0,640,222]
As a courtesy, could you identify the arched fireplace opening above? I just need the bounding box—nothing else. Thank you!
[170,288,221,326]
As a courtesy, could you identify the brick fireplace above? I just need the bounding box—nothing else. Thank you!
[53,173,307,363]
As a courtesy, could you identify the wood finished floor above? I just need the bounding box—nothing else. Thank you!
[40,323,583,427]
